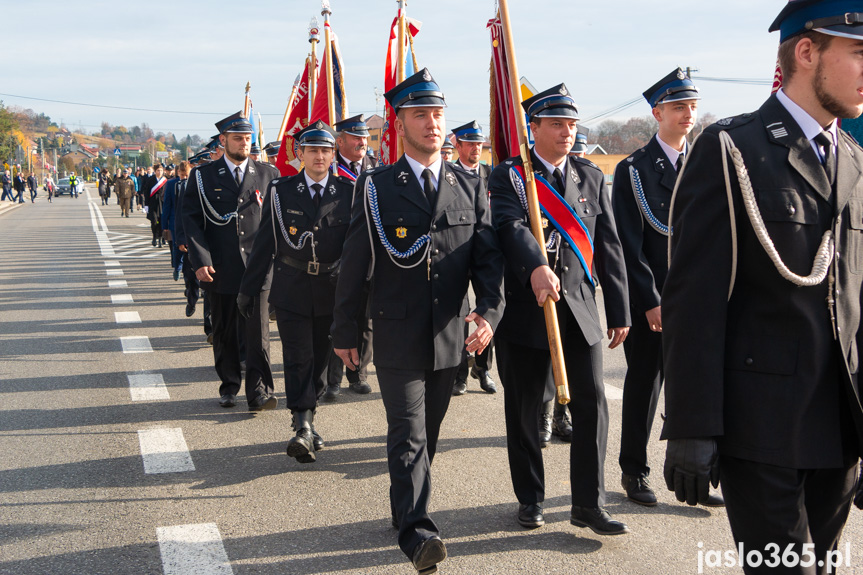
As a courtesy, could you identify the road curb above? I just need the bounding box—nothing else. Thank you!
[0,201,24,217]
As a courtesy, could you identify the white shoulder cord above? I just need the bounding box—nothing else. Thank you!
[196,169,238,229]
[668,131,834,302]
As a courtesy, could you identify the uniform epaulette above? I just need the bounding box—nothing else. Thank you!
[570,155,602,172]
[448,163,479,178]
[625,146,649,164]
[840,129,863,154]
[274,172,303,187]
[711,112,756,131]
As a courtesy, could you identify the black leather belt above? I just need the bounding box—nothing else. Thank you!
[278,254,338,276]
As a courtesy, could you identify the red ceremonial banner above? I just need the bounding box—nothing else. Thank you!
[276,57,313,176]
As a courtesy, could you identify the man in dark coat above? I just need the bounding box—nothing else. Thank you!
[182,112,280,411]
[239,121,353,463]
[12,171,25,203]
[322,114,379,400]
[27,172,37,203]
[489,83,631,535]
[662,2,863,572]
[612,68,723,509]
[331,69,504,574]
[450,121,496,397]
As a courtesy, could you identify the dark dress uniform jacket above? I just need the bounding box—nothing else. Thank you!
[612,135,677,313]
[661,95,863,469]
[239,171,353,316]
[182,156,280,295]
[490,151,630,349]
[331,156,505,371]
[455,160,492,184]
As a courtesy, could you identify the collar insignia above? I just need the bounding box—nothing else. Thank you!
[297,182,306,193]
[248,165,255,174]
[765,121,788,139]
[218,168,226,175]
[328,184,336,195]
[445,171,456,186]
[398,171,409,183]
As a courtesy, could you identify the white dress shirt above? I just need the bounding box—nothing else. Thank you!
[404,154,442,191]
[222,155,249,185]
[776,88,838,162]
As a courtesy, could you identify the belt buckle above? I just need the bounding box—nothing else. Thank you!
[307,261,320,275]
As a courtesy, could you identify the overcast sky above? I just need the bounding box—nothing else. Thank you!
[2,1,785,141]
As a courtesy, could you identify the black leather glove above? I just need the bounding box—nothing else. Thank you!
[664,437,720,506]
[236,293,253,320]
[328,259,341,287]
[853,461,863,510]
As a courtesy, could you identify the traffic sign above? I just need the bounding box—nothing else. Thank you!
[93,167,101,173]
[114,148,121,157]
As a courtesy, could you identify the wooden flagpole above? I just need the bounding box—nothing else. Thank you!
[497,0,570,404]
[243,82,251,118]
[278,71,302,142]
[395,0,406,157]
[308,18,319,119]
[322,0,337,125]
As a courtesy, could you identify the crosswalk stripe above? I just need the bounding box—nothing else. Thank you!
[108,280,128,288]
[121,336,153,353]
[106,269,124,277]
[138,428,195,473]
[157,524,232,575]
[111,294,134,304]
[115,311,142,324]
[605,384,623,400]
[104,261,121,267]
[128,373,170,401]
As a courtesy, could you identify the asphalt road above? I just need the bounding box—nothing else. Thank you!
[1,187,862,575]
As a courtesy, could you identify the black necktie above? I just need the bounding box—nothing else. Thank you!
[675,154,684,172]
[422,168,436,207]
[350,161,359,175]
[234,166,242,187]
[815,131,836,186]
[311,183,322,208]
[552,168,565,194]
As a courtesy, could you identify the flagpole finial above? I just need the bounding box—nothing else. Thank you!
[321,0,331,16]
[245,82,251,93]
[309,17,319,42]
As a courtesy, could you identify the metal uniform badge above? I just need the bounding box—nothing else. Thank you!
[445,172,456,186]
[328,184,336,195]
[297,182,306,194]
[396,226,408,238]
[766,122,788,139]
[397,171,410,184]
[541,218,549,228]
[289,226,298,235]
[570,169,579,184]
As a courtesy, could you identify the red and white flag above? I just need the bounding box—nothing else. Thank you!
[488,12,520,166]
[276,57,314,177]
[380,11,421,165]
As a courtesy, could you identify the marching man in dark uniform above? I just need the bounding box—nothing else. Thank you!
[323,114,378,400]
[489,84,631,535]
[612,69,723,508]
[440,138,454,163]
[239,121,353,463]
[182,112,280,411]
[331,68,504,574]
[662,2,863,572]
[449,120,497,396]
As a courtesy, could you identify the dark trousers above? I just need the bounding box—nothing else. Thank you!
[150,219,162,242]
[29,188,37,202]
[378,366,458,560]
[169,241,182,271]
[13,189,23,202]
[456,339,494,383]
[208,290,272,400]
[182,254,200,306]
[276,309,332,412]
[619,312,663,477]
[1,186,11,201]
[720,455,857,575]
[327,284,373,385]
[496,307,608,508]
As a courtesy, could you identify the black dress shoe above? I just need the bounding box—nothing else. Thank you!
[471,367,497,393]
[551,403,572,442]
[412,536,447,574]
[322,384,341,402]
[539,412,552,448]
[570,506,630,536]
[286,429,316,463]
[312,429,324,451]
[206,333,214,345]
[621,473,657,507]
[451,380,467,396]
[219,394,237,408]
[703,492,725,507]
[185,303,196,317]
[517,503,545,529]
[248,394,277,412]
[349,380,372,394]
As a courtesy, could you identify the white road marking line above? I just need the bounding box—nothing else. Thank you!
[87,202,99,233]
[137,428,195,474]
[605,384,623,400]
[108,280,128,288]
[111,294,134,304]
[121,246,160,255]
[128,373,170,401]
[136,223,150,228]
[104,261,121,267]
[106,269,124,277]
[94,203,108,231]
[157,524,232,575]
[121,336,153,354]
[115,311,142,324]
